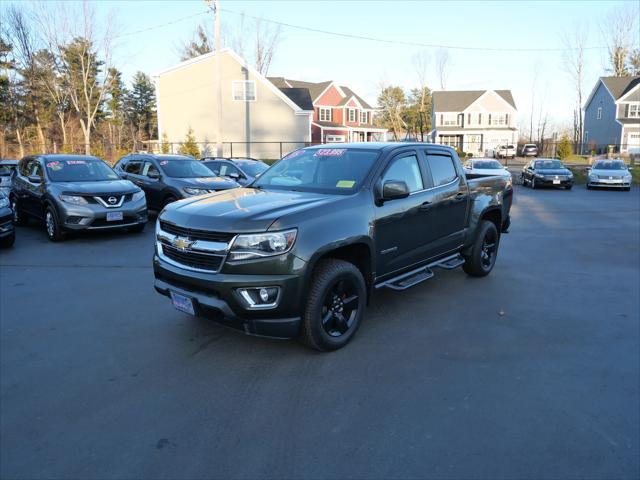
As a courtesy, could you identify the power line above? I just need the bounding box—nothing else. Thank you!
[114,10,208,39]
[220,7,607,52]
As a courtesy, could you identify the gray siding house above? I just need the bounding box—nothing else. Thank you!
[583,76,640,154]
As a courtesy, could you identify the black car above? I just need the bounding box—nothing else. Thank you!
[201,157,270,186]
[0,190,15,248]
[114,154,239,210]
[10,155,148,241]
[521,158,574,189]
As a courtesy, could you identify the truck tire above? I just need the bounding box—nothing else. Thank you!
[301,259,366,351]
[463,220,499,277]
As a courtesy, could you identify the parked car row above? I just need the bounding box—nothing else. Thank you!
[521,158,633,191]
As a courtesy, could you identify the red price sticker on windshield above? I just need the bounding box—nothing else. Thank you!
[47,161,62,170]
[160,160,168,165]
[314,149,346,157]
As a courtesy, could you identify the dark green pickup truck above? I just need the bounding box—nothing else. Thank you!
[154,143,513,351]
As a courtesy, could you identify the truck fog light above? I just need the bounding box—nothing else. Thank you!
[237,286,280,308]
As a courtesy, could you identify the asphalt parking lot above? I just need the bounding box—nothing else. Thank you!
[1,185,639,480]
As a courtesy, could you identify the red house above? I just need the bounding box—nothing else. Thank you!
[269,78,387,143]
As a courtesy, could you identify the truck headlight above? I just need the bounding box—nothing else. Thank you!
[228,229,297,261]
[132,190,145,202]
[535,173,545,179]
[0,197,8,209]
[183,187,210,196]
[59,194,88,205]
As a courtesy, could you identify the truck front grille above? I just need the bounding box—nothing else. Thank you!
[161,244,224,272]
[159,221,234,242]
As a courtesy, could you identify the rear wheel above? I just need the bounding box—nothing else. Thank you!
[463,220,499,277]
[10,196,27,226]
[301,259,366,351]
[45,205,65,242]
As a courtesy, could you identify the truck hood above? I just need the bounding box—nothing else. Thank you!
[56,180,138,195]
[160,187,344,232]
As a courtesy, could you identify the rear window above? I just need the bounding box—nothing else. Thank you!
[473,160,503,169]
[426,154,457,186]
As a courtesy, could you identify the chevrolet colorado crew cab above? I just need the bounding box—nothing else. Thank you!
[154,143,513,351]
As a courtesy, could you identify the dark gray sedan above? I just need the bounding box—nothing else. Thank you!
[11,155,148,241]
[522,158,574,189]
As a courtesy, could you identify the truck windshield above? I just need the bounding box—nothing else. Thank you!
[45,158,120,182]
[253,148,379,194]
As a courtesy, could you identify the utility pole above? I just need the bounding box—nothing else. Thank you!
[207,0,223,157]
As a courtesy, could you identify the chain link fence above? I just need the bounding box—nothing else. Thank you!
[2,140,638,166]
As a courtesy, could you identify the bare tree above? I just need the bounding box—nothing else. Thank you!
[562,24,587,153]
[3,6,47,149]
[412,51,430,140]
[253,18,281,76]
[180,15,281,75]
[435,48,450,90]
[600,4,639,76]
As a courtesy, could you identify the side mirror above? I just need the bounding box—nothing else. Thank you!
[148,171,160,180]
[228,172,240,180]
[382,180,410,201]
[28,175,42,184]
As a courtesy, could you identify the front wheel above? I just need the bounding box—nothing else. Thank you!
[45,206,66,242]
[301,259,366,351]
[531,177,536,189]
[463,220,500,277]
[0,230,15,248]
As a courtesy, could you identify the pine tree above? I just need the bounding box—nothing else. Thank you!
[557,135,573,160]
[179,127,200,157]
[127,71,157,142]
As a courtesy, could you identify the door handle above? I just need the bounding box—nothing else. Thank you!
[419,201,432,210]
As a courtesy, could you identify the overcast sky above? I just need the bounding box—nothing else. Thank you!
[35,0,640,134]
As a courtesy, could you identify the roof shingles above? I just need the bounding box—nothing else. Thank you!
[433,90,516,111]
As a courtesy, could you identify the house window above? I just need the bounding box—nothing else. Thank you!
[488,114,492,124]
[348,109,356,122]
[325,134,345,143]
[232,81,256,101]
[319,108,332,122]
[360,111,368,124]
[467,113,471,125]
[478,113,482,124]
[440,114,444,126]
[629,104,639,118]
[597,107,602,120]
[443,115,458,126]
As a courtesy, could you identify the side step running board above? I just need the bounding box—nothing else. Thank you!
[376,254,465,291]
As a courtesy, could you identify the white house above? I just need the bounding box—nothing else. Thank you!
[431,90,518,155]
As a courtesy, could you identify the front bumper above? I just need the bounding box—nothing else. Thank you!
[0,209,14,238]
[58,198,148,230]
[587,178,631,188]
[535,177,574,187]
[153,254,305,339]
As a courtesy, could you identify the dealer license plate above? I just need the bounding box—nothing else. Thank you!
[170,291,195,315]
[106,211,123,221]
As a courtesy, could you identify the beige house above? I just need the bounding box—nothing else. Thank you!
[431,90,518,155]
[155,49,314,159]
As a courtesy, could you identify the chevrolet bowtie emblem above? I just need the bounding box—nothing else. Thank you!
[172,236,194,251]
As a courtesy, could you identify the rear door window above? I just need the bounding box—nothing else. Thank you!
[426,154,458,187]
[382,154,424,192]
[125,161,143,175]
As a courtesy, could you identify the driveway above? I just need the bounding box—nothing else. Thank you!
[1,186,638,479]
